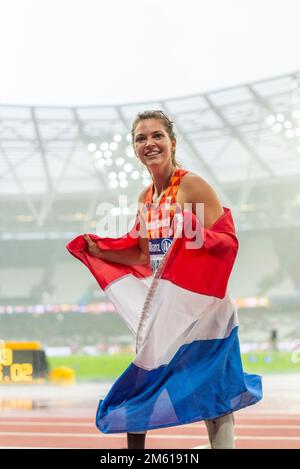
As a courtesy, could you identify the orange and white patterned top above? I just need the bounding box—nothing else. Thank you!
[142,168,188,272]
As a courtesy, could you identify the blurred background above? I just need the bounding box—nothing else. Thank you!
[1,0,300,384]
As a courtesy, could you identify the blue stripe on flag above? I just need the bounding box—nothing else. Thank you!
[96,326,262,433]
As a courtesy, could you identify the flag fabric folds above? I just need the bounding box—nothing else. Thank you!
[66,208,262,433]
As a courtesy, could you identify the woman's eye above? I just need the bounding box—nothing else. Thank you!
[154,133,163,138]
[135,136,144,142]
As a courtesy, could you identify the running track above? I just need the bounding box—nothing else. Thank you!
[1,412,300,449]
[1,375,299,449]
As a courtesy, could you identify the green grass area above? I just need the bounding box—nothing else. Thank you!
[48,353,134,381]
[48,350,300,382]
[242,350,299,375]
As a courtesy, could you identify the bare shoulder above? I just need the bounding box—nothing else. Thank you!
[179,172,219,202]
[178,172,224,228]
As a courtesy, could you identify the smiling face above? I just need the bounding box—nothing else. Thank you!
[133,118,176,170]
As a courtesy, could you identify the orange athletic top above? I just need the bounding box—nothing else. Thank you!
[142,168,188,272]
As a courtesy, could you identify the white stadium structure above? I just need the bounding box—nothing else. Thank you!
[1,70,300,347]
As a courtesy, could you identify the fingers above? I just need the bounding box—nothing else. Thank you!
[83,234,94,246]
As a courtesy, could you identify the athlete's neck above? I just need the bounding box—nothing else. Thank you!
[150,165,176,198]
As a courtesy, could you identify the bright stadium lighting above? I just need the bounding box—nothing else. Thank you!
[104,150,112,158]
[94,150,103,159]
[116,157,125,166]
[126,133,132,142]
[295,128,300,136]
[292,110,300,119]
[118,171,126,180]
[122,207,130,215]
[95,159,105,169]
[284,121,292,129]
[108,171,117,180]
[110,142,118,151]
[142,179,151,187]
[100,142,109,151]
[120,179,128,188]
[109,180,119,189]
[105,159,113,166]
[286,129,294,138]
[131,170,140,180]
[88,143,96,152]
[123,163,133,173]
[273,123,283,133]
[276,113,285,122]
[113,134,122,143]
[265,115,275,125]
[126,146,135,158]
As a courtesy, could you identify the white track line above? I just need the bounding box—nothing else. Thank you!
[0,432,300,441]
[0,432,208,440]
[0,446,75,449]
[0,421,299,430]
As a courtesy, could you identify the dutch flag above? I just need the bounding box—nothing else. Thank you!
[66,208,262,433]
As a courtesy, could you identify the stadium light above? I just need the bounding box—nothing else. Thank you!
[113,134,122,143]
[109,142,118,151]
[94,150,103,159]
[108,172,117,180]
[142,179,151,187]
[285,129,294,138]
[126,146,135,158]
[116,157,125,166]
[265,115,275,125]
[88,142,97,152]
[118,171,126,180]
[109,180,119,189]
[131,171,140,180]
[100,142,109,151]
[123,163,133,173]
[276,113,285,122]
[95,159,105,170]
[119,180,128,188]
[273,123,283,133]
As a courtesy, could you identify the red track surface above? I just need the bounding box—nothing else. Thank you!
[1,374,299,449]
[0,412,299,449]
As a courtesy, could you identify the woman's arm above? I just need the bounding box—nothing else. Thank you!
[177,173,224,229]
[84,188,150,266]
[84,234,150,265]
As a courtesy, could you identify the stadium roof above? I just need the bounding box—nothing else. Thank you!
[1,70,300,236]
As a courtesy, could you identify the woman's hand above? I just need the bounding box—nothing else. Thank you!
[83,234,102,258]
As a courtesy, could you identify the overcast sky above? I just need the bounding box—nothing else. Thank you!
[0,0,299,106]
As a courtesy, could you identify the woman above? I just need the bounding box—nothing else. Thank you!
[68,110,262,449]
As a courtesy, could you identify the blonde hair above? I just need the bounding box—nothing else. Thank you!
[131,110,182,168]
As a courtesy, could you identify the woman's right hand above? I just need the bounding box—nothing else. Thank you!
[83,234,102,258]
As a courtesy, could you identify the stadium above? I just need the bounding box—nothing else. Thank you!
[1,70,300,449]
[1,70,300,347]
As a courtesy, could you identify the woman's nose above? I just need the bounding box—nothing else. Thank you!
[145,138,155,147]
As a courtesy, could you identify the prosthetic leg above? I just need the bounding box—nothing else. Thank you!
[204,413,235,449]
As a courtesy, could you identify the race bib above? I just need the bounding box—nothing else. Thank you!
[149,237,173,273]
